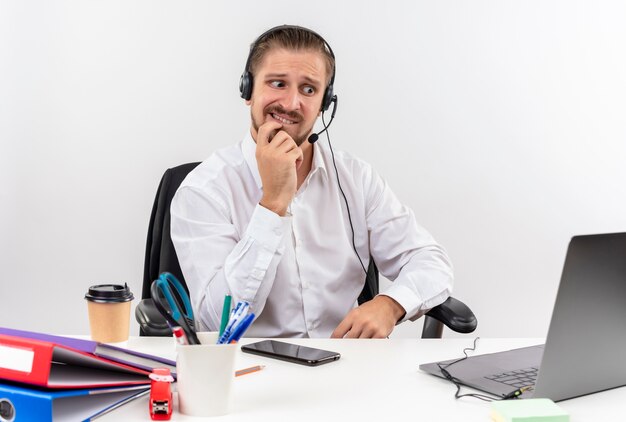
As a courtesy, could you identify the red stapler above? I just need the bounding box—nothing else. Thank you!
[149,368,174,420]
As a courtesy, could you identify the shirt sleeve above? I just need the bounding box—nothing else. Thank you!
[363,167,454,322]
[170,185,291,331]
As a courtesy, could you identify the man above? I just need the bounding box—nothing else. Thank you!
[171,25,453,338]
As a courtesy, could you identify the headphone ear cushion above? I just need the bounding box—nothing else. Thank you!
[239,71,253,100]
[322,84,334,111]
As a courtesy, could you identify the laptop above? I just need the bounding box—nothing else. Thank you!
[420,232,626,402]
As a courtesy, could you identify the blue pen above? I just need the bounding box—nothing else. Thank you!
[228,302,249,329]
[221,302,249,338]
[229,301,243,321]
[226,313,255,344]
[217,301,249,344]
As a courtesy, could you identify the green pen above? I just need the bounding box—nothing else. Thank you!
[219,295,232,337]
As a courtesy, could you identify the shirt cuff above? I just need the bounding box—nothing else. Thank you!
[378,284,422,323]
[245,204,292,252]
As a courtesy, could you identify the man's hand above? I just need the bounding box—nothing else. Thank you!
[256,121,304,216]
[331,295,406,339]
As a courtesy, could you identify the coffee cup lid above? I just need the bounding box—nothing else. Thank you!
[85,283,134,303]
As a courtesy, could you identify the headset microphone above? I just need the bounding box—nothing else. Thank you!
[308,95,338,144]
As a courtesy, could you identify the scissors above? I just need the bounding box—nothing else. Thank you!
[151,272,200,345]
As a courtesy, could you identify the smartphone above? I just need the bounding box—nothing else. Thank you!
[241,340,341,366]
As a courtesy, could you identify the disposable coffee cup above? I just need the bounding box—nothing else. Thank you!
[177,332,238,417]
[85,283,134,343]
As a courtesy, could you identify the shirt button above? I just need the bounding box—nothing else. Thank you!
[252,269,263,279]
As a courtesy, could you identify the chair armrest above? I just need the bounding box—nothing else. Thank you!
[135,299,172,337]
[425,296,477,334]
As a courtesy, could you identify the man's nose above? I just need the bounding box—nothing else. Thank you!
[278,86,301,110]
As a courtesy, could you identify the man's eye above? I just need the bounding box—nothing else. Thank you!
[302,86,315,95]
[270,81,285,88]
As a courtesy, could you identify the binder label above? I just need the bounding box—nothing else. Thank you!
[0,345,34,373]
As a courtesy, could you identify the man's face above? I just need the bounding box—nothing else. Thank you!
[248,48,327,146]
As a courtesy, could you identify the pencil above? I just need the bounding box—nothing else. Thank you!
[235,365,265,377]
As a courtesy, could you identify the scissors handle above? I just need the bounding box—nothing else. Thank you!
[159,273,194,323]
[151,273,200,345]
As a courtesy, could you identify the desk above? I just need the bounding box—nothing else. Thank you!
[103,337,623,421]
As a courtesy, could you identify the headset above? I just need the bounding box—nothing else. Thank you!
[239,25,337,112]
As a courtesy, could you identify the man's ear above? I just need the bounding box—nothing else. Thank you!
[245,99,252,106]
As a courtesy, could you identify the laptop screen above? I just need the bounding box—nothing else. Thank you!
[534,232,626,400]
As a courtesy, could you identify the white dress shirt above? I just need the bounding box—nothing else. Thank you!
[170,132,453,338]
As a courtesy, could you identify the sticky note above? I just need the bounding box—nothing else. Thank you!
[490,398,569,422]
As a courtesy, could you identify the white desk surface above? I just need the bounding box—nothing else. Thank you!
[103,336,624,421]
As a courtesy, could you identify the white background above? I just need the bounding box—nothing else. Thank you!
[1,1,625,338]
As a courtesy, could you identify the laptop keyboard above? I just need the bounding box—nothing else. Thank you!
[485,366,538,389]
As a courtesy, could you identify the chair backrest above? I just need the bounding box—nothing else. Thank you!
[140,163,200,335]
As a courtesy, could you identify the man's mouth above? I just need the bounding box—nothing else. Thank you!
[271,113,296,125]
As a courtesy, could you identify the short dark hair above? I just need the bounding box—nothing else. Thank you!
[248,26,335,86]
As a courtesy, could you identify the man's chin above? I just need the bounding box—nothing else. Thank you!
[293,135,307,147]
[272,128,309,146]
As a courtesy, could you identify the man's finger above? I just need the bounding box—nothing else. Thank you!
[293,147,304,170]
[330,318,352,339]
[257,121,283,146]
[272,131,296,151]
[344,325,364,339]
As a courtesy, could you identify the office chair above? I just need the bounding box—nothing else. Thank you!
[136,163,477,338]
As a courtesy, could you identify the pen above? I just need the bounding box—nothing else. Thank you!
[235,365,265,377]
[229,301,243,321]
[172,327,188,345]
[217,301,250,344]
[226,313,255,344]
[219,295,232,337]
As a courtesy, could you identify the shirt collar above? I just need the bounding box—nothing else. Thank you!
[241,130,329,190]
